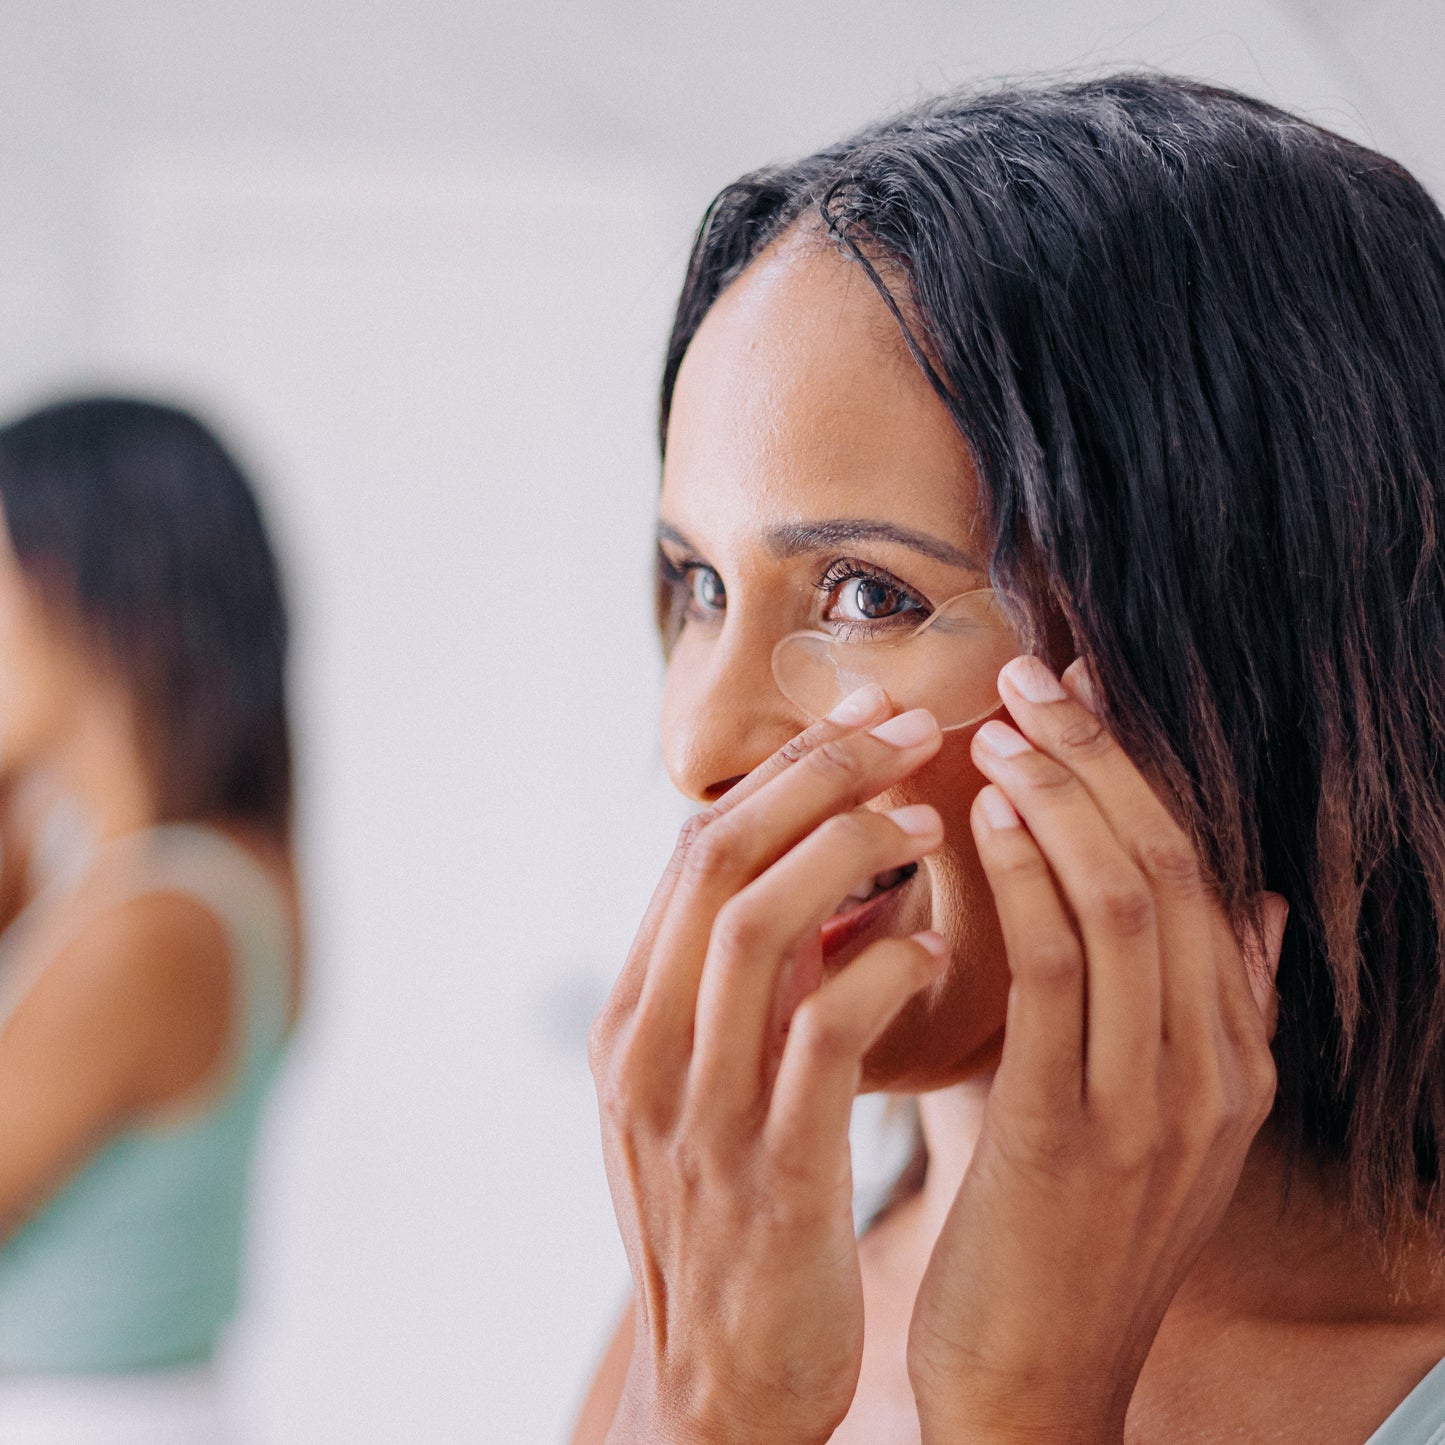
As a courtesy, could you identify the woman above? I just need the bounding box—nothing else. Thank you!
[577,76,1445,1442]
[0,397,302,1444]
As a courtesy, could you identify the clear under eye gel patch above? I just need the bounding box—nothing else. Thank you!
[770,588,1022,731]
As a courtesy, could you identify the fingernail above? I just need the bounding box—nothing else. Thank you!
[1002,655,1069,704]
[913,930,949,960]
[870,709,940,749]
[886,803,942,838]
[1061,658,1098,714]
[977,787,1020,830]
[827,683,889,726]
[974,720,1031,757]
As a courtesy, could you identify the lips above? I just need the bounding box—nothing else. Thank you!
[819,862,919,963]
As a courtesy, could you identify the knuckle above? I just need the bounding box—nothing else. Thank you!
[1136,829,1200,891]
[1056,713,1112,757]
[1094,1111,1162,1175]
[1019,939,1084,988]
[679,823,738,890]
[1240,1045,1279,1124]
[1014,751,1076,793]
[709,896,769,960]
[774,731,815,769]
[594,1032,672,1135]
[593,1062,636,1130]
[1110,1133,1162,1177]
[760,1135,822,1194]
[1087,874,1155,937]
[789,1002,860,1068]
[664,1134,711,1191]
[674,811,710,854]
[808,738,867,792]
[988,838,1049,879]
[818,809,877,854]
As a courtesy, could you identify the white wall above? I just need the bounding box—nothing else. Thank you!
[0,3,1438,1441]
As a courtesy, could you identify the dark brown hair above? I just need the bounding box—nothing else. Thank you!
[661,74,1445,1240]
[0,396,293,836]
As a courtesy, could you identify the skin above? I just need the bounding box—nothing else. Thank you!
[0,525,303,1244]
[576,229,1445,1443]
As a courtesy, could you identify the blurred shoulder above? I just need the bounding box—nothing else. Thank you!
[6,884,232,1114]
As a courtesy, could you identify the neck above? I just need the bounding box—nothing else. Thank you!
[18,692,159,876]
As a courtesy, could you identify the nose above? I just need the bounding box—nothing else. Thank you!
[661,622,807,804]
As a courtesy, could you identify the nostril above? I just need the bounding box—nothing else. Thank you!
[704,775,747,804]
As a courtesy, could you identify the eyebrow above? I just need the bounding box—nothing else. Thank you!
[768,518,986,572]
[656,518,988,573]
[653,514,982,569]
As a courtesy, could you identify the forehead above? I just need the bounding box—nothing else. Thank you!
[660,229,980,554]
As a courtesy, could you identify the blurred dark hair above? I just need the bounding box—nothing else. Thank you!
[661,74,1445,1240]
[0,396,292,836]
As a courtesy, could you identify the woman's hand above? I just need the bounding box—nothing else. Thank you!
[907,655,1288,1443]
[590,689,949,1445]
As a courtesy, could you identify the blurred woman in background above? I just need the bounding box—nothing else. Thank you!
[0,397,302,1445]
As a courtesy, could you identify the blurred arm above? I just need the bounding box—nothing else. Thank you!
[571,1298,635,1445]
[0,893,231,1242]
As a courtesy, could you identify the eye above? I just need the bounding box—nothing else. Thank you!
[821,565,927,627]
[688,564,726,617]
[655,548,727,650]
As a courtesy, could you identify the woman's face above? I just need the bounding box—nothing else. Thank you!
[658,232,1021,1091]
[0,527,92,779]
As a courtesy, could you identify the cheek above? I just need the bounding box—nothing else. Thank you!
[860,728,1015,1089]
[0,621,69,761]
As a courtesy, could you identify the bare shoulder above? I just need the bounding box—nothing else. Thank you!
[0,888,234,1236]
[5,886,232,1115]
[571,1299,634,1445]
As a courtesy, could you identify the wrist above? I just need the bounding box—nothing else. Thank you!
[915,1385,1126,1445]
[918,1413,1122,1445]
[607,1370,837,1445]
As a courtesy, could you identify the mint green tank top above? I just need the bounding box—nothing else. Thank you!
[0,824,292,1373]
[1369,1355,1445,1443]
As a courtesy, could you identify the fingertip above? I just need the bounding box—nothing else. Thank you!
[913,929,949,962]
[827,683,890,727]
[871,707,942,750]
[886,802,944,842]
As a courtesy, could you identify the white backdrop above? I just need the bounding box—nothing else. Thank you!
[0,2,1440,1440]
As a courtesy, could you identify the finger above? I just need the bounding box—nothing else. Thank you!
[706,683,893,822]
[690,803,944,1111]
[604,685,892,1022]
[632,708,942,1062]
[970,785,1087,1116]
[970,716,1161,1105]
[764,932,947,1173]
[998,656,1219,1058]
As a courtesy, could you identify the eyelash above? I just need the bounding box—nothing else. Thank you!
[656,550,930,640]
[814,558,931,636]
[655,551,721,646]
